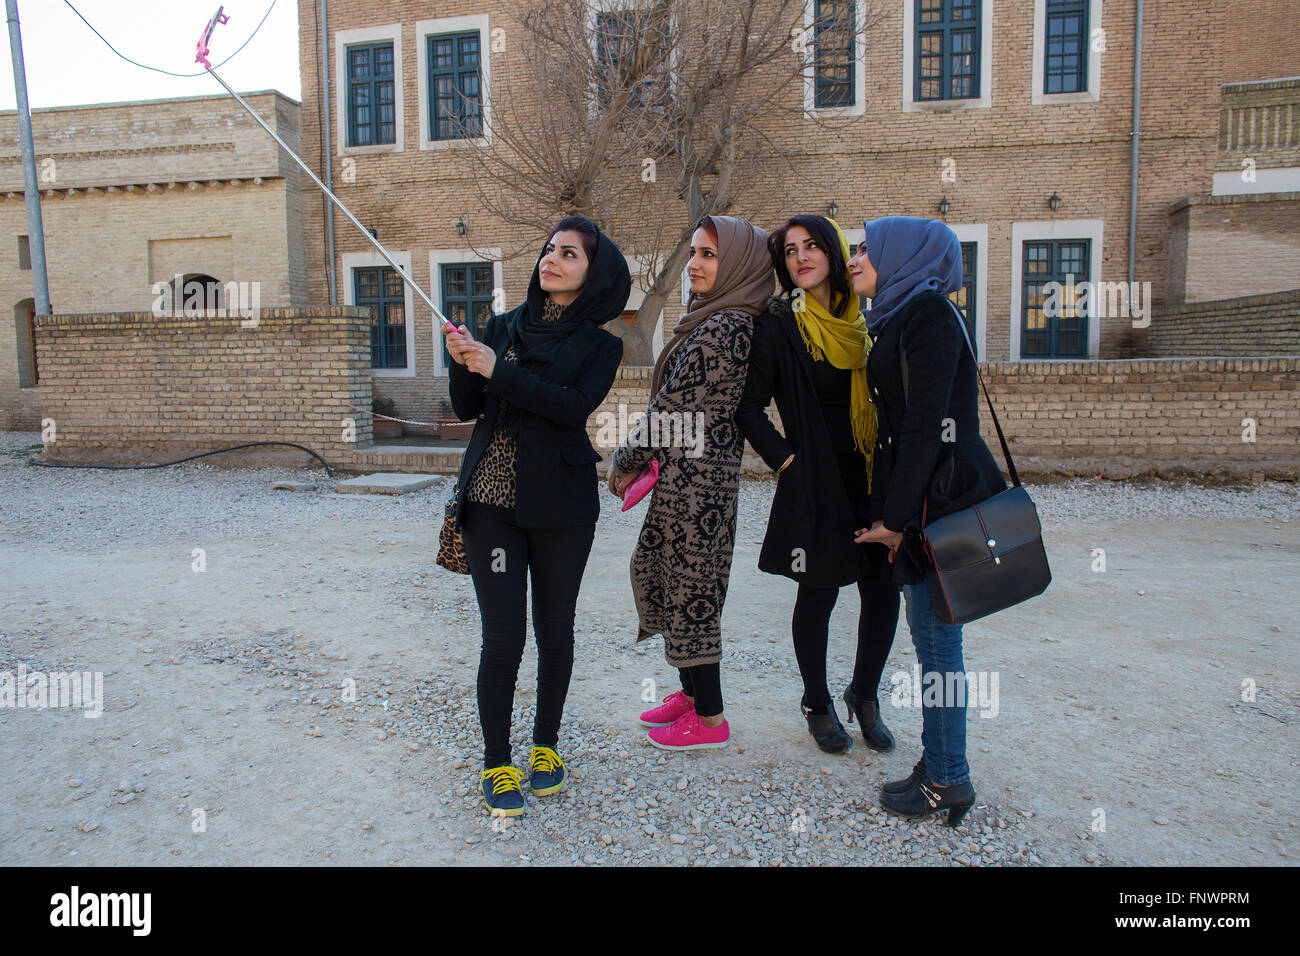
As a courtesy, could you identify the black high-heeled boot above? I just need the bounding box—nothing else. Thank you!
[879,772,976,828]
[801,698,852,754]
[843,685,895,751]
[882,758,926,795]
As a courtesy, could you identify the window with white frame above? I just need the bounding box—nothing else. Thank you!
[593,5,674,112]
[343,251,416,376]
[429,249,503,374]
[334,24,404,155]
[902,0,991,111]
[803,0,866,115]
[1032,0,1101,103]
[1009,219,1103,360]
[416,15,493,149]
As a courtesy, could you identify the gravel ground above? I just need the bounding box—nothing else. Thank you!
[1,430,1296,867]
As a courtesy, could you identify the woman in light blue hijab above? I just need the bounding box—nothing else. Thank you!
[851,216,1007,829]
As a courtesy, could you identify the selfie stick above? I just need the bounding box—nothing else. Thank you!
[194,7,455,328]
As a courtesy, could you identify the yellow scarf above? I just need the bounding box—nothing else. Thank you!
[790,218,877,489]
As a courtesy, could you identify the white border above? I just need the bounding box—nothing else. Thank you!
[428,248,504,375]
[416,15,494,150]
[335,24,405,157]
[1212,167,1300,195]
[1009,219,1103,361]
[949,222,988,360]
[1031,0,1102,105]
[903,0,993,112]
[342,250,416,378]
[802,0,867,117]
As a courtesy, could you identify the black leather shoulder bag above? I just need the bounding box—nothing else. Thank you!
[900,300,1052,626]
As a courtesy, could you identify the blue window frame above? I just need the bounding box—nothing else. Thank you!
[439,263,494,367]
[356,267,407,369]
[1022,239,1090,359]
[813,0,855,108]
[1045,0,1089,94]
[428,32,482,141]
[949,241,977,346]
[915,0,980,101]
[346,43,396,147]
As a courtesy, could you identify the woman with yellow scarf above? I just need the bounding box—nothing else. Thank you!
[736,215,901,755]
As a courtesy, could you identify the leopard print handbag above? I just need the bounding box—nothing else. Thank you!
[436,484,471,575]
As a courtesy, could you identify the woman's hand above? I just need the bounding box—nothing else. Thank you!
[855,520,904,563]
[443,323,474,367]
[607,468,634,497]
[464,341,496,379]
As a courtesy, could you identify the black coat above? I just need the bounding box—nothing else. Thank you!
[866,291,1007,584]
[449,317,622,528]
[736,295,886,588]
[448,227,629,529]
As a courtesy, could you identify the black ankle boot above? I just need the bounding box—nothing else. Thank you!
[801,698,852,754]
[843,685,895,751]
[882,758,926,795]
[879,773,976,828]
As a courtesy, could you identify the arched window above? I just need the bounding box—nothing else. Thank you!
[175,273,224,312]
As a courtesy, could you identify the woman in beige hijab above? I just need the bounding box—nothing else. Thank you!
[608,215,774,751]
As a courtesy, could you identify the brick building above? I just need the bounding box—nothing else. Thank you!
[293,1,1299,433]
[0,91,307,430]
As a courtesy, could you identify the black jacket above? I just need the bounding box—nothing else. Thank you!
[449,228,629,529]
[866,291,1007,583]
[736,295,885,588]
[449,319,622,528]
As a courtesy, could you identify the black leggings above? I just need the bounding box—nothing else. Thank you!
[791,577,901,711]
[462,503,595,769]
[677,663,723,718]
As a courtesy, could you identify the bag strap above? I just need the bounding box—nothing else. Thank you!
[897,297,1021,489]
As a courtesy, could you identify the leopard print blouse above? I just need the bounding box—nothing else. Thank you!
[465,297,565,507]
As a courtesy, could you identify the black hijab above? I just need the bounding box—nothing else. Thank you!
[507,219,632,364]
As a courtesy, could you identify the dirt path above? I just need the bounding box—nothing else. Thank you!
[1,443,1295,866]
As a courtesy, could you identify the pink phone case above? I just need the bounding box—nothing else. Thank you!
[620,459,660,511]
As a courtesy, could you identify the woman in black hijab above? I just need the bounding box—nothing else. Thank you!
[442,216,630,817]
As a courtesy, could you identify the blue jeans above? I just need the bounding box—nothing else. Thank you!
[902,577,970,786]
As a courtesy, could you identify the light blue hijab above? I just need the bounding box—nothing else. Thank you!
[861,216,963,334]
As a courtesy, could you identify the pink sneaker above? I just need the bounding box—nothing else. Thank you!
[640,690,695,727]
[647,710,729,751]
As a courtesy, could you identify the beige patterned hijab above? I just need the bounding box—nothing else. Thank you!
[651,215,774,396]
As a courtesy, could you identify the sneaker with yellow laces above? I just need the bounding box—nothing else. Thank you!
[528,746,568,796]
[480,765,525,816]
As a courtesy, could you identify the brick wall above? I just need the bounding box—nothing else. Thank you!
[0,92,308,431]
[296,0,1230,375]
[1167,193,1300,303]
[1145,289,1300,357]
[33,308,373,471]
[591,359,1300,480]
[1220,2,1300,86]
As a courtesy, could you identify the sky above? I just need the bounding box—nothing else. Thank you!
[0,0,301,111]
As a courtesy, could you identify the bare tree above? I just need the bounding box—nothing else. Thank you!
[458,0,883,363]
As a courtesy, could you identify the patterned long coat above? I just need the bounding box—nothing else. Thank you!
[611,309,754,668]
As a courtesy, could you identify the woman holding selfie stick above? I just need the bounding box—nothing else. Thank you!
[444,216,630,817]
[608,215,773,751]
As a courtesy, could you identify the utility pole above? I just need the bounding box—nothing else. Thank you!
[6,0,51,315]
